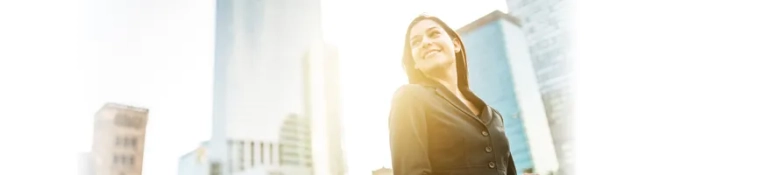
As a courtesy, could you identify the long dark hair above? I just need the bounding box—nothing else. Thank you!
[401,14,472,89]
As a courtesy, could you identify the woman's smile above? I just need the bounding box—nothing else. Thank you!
[424,49,441,59]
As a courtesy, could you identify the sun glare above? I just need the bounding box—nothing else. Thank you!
[318,0,508,174]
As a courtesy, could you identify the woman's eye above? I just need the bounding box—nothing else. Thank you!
[429,31,441,37]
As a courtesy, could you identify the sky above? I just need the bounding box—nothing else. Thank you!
[3,0,780,175]
[0,0,506,175]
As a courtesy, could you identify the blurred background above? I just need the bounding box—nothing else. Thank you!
[2,0,779,175]
[5,0,573,174]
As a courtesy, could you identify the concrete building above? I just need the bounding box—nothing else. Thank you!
[504,0,573,173]
[91,103,149,175]
[371,167,392,175]
[458,10,559,174]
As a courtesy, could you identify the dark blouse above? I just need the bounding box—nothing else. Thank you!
[389,83,517,175]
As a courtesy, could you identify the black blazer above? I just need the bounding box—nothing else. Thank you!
[389,82,517,175]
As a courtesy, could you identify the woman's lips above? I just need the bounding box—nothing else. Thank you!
[424,50,440,59]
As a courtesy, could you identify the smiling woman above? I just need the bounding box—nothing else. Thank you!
[388,14,518,175]
[320,0,510,174]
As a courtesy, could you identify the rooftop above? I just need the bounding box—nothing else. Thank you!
[457,10,522,35]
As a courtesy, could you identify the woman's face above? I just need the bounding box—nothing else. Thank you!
[408,19,461,74]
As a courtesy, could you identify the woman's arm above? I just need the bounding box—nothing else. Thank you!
[508,153,518,175]
[388,85,432,175]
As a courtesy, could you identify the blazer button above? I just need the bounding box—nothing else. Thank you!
[481,131,489,136]
[488,161,496,168]
[485,146,493,153]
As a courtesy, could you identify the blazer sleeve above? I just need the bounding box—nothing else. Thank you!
[388,85,433,175]
[495,107,518,175]
[508,153,518,175]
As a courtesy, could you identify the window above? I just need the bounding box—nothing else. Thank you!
[260,142,265,164]
[279,144,284,166]
[129,155,134,165]
[250,142,255,167]
[238,141,244,171]
[210,162,222,175]
[115,137,121,146]
[113,155,119,164]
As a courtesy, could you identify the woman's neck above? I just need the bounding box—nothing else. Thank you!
[429,66,459,94]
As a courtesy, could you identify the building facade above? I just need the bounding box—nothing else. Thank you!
[505,0,573,174]
[206,0,326,174]
[179,115,314,175]
[179,0,346,172]
[303,43,347,175]
[458,10,559,174]
[91,103,149,175]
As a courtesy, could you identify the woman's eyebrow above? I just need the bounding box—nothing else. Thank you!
[425,26,438,33]
[410,26,439,41]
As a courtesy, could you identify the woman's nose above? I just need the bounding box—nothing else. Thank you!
[421,38,433,49]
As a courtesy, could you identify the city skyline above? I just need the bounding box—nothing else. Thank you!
[4,0,777,175]
[75,0,512,175]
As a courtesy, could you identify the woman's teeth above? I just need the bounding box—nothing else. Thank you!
[425,50,438,58]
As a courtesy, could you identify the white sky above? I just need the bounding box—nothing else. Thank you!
[3,0,780,175]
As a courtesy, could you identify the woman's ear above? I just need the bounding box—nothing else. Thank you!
[452,38,462,53]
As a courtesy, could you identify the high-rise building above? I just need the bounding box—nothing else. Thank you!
[458,10,559,174]
[505,0,572,174]
[205,0,325,174]
[304,43,347,175]
[91,103,149,175]
[178,117,312,175]
[179,0,345,173]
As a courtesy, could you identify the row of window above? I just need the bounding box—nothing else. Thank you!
[115,136,138,149]
[530,35,562,52]
[113,113,144,129]
[232,140,313,172]
[113,154,135,166]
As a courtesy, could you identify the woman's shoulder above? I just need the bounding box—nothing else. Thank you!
[391,84,434,103]
[393,84,431,98]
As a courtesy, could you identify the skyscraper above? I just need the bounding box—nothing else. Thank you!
[208,0,324,174]
[303,43,347,175]
[458,10,559,174]
[179,0,343,174]
[91,103,149,175]
[505,0,573,174]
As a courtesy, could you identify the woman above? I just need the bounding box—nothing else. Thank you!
[388,14,518,175]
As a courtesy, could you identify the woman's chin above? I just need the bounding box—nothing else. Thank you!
[420,63,454,74]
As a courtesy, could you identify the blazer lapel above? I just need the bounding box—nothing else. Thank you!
[431,85,488,126]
